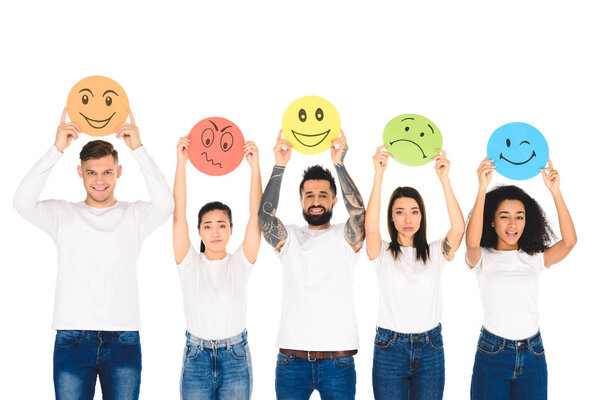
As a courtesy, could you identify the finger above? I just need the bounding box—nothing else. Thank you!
[437,149,447,158]
[128,109,136,125]
[547,157,553,170]
[277,129,284,141]
[60,107,67,124]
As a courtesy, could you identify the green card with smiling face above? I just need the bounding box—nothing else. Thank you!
[383,114,443,166]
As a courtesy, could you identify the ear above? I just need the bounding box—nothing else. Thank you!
[117,164,122,178]
[332,197,338,208]
[77,164,83,178]
[491,221,495,227]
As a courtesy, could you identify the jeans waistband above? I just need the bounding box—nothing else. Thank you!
[376,323,442,343]
[186,329,247,350]
[56,330,138,341]
[480,326,542,349]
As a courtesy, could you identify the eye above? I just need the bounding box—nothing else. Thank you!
[220,132,233,152]
[315,108,324,121]
[201,128,214,147]
[298,109,307,122]
[82,94,89,105]
[506,138,511,147]
[412,210,419,215]
[420,132,424,137]
[396,211,403,215]
[105,97,112,106]
[404,126,409,132]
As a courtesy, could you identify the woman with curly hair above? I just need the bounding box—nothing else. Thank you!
[465,158,577,400]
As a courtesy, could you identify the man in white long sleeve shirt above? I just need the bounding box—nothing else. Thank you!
[13,109,174,400]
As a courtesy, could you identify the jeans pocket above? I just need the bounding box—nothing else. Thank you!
[334,356,355,368]
[276,352,290,365]
[185,343,200,360]
[429,333,444,350]
[530,339,545,356]
[477,337,502,355]
[231,342,248,360]
[118,331,140,345]
[55,330,81,349]
[374,332,391,349]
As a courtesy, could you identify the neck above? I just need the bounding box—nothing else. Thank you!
[84,196,117,208]
[495,240,519,251]
[397,233,414,247]
[308,221,331,230]
[204,248,227,260]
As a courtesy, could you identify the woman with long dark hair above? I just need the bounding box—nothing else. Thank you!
[365,146,465,400]
[465,158,577,400]
[172,136,262,399]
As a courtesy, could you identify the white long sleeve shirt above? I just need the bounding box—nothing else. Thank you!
[13,145,174,331]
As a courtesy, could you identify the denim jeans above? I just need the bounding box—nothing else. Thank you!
[275,351,356,400]
[181,330,252,400]
[53,330,142,400]
[470,327,547,400]
[372,324,444,400]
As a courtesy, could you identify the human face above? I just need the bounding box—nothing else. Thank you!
[199,210,232,255]
[300,179,337,228]
[391,197,422,246]
[77,155,121,207]
[492,199,526,250]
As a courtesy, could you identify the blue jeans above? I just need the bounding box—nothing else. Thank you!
[181,330,252,400]
[372,324,445,400]
[275,351,356,399]
[470,327,547,400]
[53,330,142,400]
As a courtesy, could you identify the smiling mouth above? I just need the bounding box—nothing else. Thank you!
[201,152,222,168]
[389,139,427,158]
[291,129,330,147]
[308,206,325,215]
[79,112,115,129]
[499,151,536,165]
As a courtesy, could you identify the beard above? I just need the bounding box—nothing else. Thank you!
[302,206,333,226]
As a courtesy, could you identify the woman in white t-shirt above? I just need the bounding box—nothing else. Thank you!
[465,158,576,400]
[365,146,465,400]
[172,137,262,400]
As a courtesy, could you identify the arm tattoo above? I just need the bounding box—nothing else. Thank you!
[334,164,365,247]
[442,236,451,256]
[258,165,288,249]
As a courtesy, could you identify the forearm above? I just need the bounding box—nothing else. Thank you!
[258,165,288,249]
[173,161,187,222]
[552,189,577,248]
[335,163,366,246]
[441,179,465,238]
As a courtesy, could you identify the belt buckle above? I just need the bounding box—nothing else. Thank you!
[307,351,317,362]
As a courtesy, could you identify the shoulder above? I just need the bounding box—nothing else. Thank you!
[177,246,201,269]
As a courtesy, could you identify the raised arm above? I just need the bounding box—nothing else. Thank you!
[241,142,263,263]
[434,150,465,261]
[331,129,365,252]
[365,146,393,260]
[540,159,577,267]
[172,137,191,264]
[118,110,175,237]
[465,158,496,267]
[258,131,291,252]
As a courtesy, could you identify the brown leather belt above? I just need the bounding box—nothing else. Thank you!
[279,348,358,361]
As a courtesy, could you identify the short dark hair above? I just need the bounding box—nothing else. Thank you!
[479,185,556,254]
[386,186,430,262]
[79,140,118,163]
[299,165,337,197]
[197,201,232,253]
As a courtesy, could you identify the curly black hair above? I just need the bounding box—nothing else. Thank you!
[480,185,555,254]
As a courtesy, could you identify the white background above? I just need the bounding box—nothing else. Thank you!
[1,1,598,398]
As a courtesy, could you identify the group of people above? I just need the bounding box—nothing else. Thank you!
[13,109,577,400]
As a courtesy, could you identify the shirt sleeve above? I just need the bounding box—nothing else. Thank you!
[337,223,360,258]
[177,245,198,271]
[233,245,254,273]
[277,224,294,260]
[469,247,485,272]
[371,240,388,271]
[131,146,175,240]
[430,239,449,271]
[13,146,65,240]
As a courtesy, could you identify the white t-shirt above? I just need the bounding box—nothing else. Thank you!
[373,240,447,334]
[177,245,252,340]
[473,247,545,340]
[13,145,174,331]
[276,223,360,351]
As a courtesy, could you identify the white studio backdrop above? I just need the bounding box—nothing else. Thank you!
[1,1,598,398]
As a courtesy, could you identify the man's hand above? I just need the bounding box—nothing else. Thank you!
[54,107,81,153]
[330,129,348,166]
[274,130,292,167]
[115,109,142,150]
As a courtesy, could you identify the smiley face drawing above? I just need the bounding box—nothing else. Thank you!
[66,76,129,137]
[382,114,443,166]
[187,117,245,176]
[282,95,341,154]
[487,122,549,180]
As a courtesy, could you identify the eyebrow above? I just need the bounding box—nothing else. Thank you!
[428,124,434,134]
[221,125,232,132]
[304,190,330,195]
[202,220,228,224]
[401,117,414,122]
[85,168,114,172]
[79,88,94,96]
[498,210,525,214]
[103,90,118,97]
[394,207,420,210]
[209,120,219,131]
